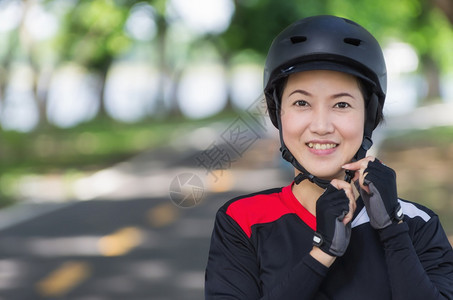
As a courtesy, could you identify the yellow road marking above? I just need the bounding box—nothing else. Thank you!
[98,226,143,257]
[147,203,179,228]
[36,261,90,298]
[207,170,234,193]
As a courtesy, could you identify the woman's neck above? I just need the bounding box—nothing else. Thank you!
[291,179,325,216]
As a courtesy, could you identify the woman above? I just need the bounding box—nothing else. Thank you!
[205,15,453,299]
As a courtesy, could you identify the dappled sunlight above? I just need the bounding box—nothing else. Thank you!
[47,64,99,128]
[0,226,148,258]
[1,64,39,132]
[125,2,157,41]
[74,169,125,201]
[230,64,263,110]
[383,41,420,116]
[105,62,159,122]
[178,64,228,119]
[0,259,26,290]
[168,0,234,34]
[24,2,58,41]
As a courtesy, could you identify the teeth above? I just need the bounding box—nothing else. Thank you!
[308,143,337,150]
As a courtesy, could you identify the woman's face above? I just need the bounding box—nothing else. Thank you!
[280,70,365,181]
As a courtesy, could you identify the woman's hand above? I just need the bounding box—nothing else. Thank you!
[330,178,357,225]
[342,157,403,230]
[313,180,357,259]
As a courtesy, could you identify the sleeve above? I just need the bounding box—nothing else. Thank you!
[205,209,262,299]
[205,209,329,300]
[378,216,453,300]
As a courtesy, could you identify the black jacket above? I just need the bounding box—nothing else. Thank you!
[205,184,453,299]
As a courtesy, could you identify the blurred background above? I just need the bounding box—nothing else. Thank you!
[0,0,452,299]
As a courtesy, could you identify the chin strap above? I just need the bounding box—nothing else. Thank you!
[273,90,379,189]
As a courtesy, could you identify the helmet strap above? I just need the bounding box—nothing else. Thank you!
[346,93,379,180]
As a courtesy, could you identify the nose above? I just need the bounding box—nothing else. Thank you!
[309,106,334,135]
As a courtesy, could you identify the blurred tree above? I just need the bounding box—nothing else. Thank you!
[210,0,322,111]
[2,0,451,129]
[217,0,452,105]
[420,0,453,102]
[0,0,45,128]
[21,0,53,127]
[149,0,177,117]
[0,2,21,122]
[433,0,453,24]
[54,0,132,118]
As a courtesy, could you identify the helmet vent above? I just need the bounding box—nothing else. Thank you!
[344,38,362,46]
[290,36,307,44]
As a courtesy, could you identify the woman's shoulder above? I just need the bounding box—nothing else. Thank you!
[215,185,293,237]
[220,187,285,211]
[398,198,438,222]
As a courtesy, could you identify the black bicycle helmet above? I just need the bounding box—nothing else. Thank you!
[263,15,387,188]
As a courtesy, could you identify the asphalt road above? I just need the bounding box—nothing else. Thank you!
[0,191,237,300]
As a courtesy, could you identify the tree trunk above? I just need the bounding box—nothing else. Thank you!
[432,0,453,24]
[153,15,169,119]
[32,65,51,128]
[96,68,110,119]
[420,55,442,104]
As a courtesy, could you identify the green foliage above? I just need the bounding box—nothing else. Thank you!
[382,126,453,149]
[55,0,132,69]
[219,0,311,57]
[0,112,236,176]
[218,0,453,74]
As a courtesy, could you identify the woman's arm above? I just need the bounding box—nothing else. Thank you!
[205,210,329,299]
[344,158,453,299]
[206,182,356,299]
[379,217,453,300]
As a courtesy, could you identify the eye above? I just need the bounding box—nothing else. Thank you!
[334,102,350,109]
[294,100,309,107]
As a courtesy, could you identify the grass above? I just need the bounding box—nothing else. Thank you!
[0,113,238,207]
[381,126,453,150]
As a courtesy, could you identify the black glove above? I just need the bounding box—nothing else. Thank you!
[313,184,351,257]
[359,160,403,230]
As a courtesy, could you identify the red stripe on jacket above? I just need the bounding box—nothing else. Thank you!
[226,184,316,238]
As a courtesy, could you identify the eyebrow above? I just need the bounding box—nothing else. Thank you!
[288,89,356,100]
[332,92,357,100]
[289,89,311,97]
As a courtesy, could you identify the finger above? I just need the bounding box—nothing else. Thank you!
[344,157,375,192]
[331,179,356,200]
[343,188,357,225]
[359,172,371,194]
[330,179,357,225]
[351,170,360,183]
[343,198,357,225]
[342,156,375,171]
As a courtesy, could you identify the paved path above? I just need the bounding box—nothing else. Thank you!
[0,193,225,299]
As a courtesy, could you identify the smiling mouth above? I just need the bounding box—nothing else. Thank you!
[307,143,338,150]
